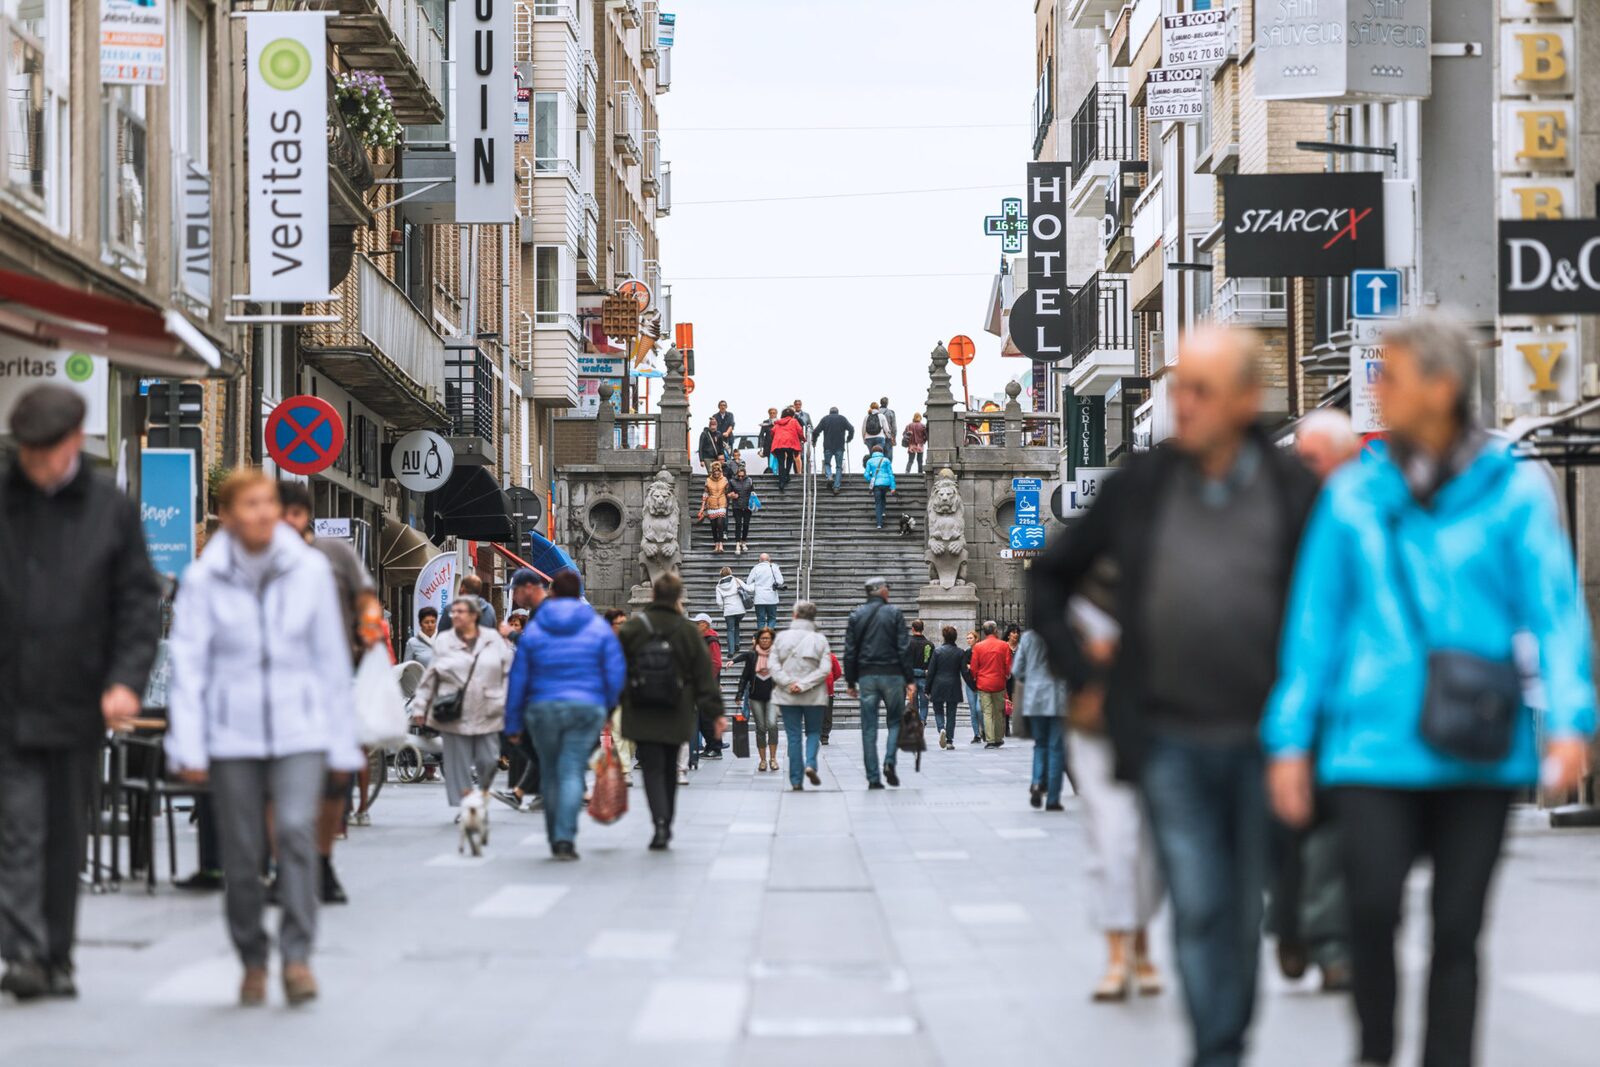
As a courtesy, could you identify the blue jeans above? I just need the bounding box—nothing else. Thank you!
[724,614,743,655]
[912,670,929,722]
[526,701,608,846]
[932,698,960,739]
[1027,715,1065,806]
[753,603,778,632]
[965,682,983,739]
[873,486,889,527]
[780,705,824,787]
[1141,735,1268,1067]
[823,448,844,489]
[856,674,904,784]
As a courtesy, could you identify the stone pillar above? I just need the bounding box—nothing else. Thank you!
[595,380,616,453]
[924,342,959,471]
[917,583,980,648]
[1002,380,1023,460]
[657,345,691,476]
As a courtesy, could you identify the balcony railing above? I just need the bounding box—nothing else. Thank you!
[531,1,579,29]
[642,1,660,66]
[1032,64,1053,159]
[644,259,662,311]
[614,219,644,281]
[1070,83,1139,187]
[657,161,672,216]
[580,193,600,282]
[1213,277,1287,328]
[328,0,446,124]
[612,83,643,163]
[578,50,597,119]
[1069,273,1134,361]
[657,43,672,92]
[446,346,496,443]
[642,133,662,194]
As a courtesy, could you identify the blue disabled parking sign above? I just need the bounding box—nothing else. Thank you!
[1350,269,1402,319]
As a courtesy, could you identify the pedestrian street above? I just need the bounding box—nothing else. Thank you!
[3,734,1596,1067]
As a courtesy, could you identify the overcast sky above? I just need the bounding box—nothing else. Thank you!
[657,0,1036,439]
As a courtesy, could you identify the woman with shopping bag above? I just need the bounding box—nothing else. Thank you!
[411,597,512,853]
[166,470,361,1007]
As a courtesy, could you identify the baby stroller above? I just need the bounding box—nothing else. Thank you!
[388,660,444,784]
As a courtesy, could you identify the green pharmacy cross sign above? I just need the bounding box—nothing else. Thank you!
[984,198,1029,254]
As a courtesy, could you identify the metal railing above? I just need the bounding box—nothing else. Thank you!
[657,161,672,215]
[642,1,660,64]
[578,50,597,118]
[445,346,496,442]
[612,83,643,162]
[1032,64,1053,159]
[580,193,600,279]
[1070,83,1139,187]
[356,257,446,402]
[1070,273,1134,361]
[367,0,446,115]
[614,219,644,281]
[961,414,1060,448]
[531,1,579,28]
[644,259,662,309]
[643,132,662,193]
[1213,277,1287,328]
[517,311,534,372]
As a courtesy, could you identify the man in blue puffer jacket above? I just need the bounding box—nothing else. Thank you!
[505,569,626,861]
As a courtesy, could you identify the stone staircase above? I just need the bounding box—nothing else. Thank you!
[680,466,929,728]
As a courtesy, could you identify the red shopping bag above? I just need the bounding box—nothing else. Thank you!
[588,731,628,825]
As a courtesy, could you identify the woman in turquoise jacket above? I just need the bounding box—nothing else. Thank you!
[863,445,896,529]
[1262,312,1595,1067]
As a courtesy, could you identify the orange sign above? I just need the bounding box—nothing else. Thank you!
[948,335,976,367]
[675,322,694,350]
[683,376,695,395]
[618,279,652,312]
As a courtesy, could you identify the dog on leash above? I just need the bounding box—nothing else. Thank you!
[459,791,490,856]
[898,514,917,538]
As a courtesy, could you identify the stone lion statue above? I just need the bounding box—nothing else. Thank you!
[638,470,681,585]
[925,469,969,589]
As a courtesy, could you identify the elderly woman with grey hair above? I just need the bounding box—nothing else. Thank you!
[769,600,833,790]
[1263,309,1596,1067]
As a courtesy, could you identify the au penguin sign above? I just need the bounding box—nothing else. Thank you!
[1008,163,1071,362]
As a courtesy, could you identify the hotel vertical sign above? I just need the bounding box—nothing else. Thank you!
[1007,162,1071,363]
[456,0,516,223]
[245,13,330,302]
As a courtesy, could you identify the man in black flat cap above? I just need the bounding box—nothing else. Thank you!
[0,383,160,1000]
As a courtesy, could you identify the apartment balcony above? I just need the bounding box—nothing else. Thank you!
[611,0,641,29]
[657,45,672,93]
[579,194,601,285]
[644,259,662,312]
[530,1,579,32]
[642,133,662,196]
[578,50,597,120]
[656,161,672,216]
[1066,273,1137,397]
[612,83,643,164]
[327,91,375,229]
[327,0,445,125]
[1069,83,1140,219]
[1213,277,1287,329]
[445,346,496,448]
[1031,64,1053,160]
[614,219,645,281]
[521,311,581,408]
[1066,0,1125,30]
[642,1,660,68]
[300,256,448,429]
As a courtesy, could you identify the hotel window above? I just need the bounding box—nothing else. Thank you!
[1,0,69,230]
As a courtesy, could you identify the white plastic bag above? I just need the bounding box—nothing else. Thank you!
[354,646,408,748]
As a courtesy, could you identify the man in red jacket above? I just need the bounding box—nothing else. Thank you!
[969,621,1013,748]
[822,653,844,745]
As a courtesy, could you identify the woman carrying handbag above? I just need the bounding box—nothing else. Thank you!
[700,464,730,554]
[411,596,512,854]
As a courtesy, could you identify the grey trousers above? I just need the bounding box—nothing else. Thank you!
[440,732,500,806]
[0,745,95,966]
[210,752,325,968]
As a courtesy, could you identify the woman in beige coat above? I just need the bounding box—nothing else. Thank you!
[411,597,512,849]
[768,600,833,791]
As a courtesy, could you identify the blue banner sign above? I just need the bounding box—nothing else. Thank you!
[1009,525,1046,550]
[141,448,196,579]
[1012,476,1043,527]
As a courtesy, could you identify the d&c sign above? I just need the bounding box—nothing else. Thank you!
[1499,220,1600,315]
[1222,173,1386,277]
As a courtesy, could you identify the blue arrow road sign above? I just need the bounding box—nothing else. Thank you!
[1009,525,1046,550]
[1012,477,1043,527]
[1350,269,1402,319]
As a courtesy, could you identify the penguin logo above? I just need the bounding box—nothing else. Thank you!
[422,438,443,480]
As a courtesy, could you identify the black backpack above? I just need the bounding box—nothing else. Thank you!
[628,614,683,711]
[865,411,882,435]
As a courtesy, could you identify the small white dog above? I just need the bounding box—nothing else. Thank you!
[459,791,490,856]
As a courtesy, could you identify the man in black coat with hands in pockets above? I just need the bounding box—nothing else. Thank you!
[0,385,160,1000]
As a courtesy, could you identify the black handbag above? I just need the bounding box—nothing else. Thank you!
[1388,513,1522,764]
[428,646,484,725]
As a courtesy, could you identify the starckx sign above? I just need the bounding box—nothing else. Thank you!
[1007,162,1071,362]
[1222,172,1386,277]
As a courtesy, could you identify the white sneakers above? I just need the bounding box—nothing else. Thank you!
[677,770,690,785]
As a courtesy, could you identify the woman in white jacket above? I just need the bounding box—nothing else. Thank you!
[768,600,833,791]
[167,470,361,1008]
[714,566,749,652]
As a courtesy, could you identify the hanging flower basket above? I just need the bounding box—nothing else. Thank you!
[335,71,402,151]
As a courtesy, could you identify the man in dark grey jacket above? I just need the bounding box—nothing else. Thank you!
[811,407,854,492]
[0,386,160,1000]
[841,577,912,789]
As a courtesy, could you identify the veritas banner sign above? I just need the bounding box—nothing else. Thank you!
[1255,0,1431,102]
[1008,162,1070,362]
[246,13,329,301]
[1222,173,1386,277]
[456,0,515,223]
[1499,220,1600,315]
